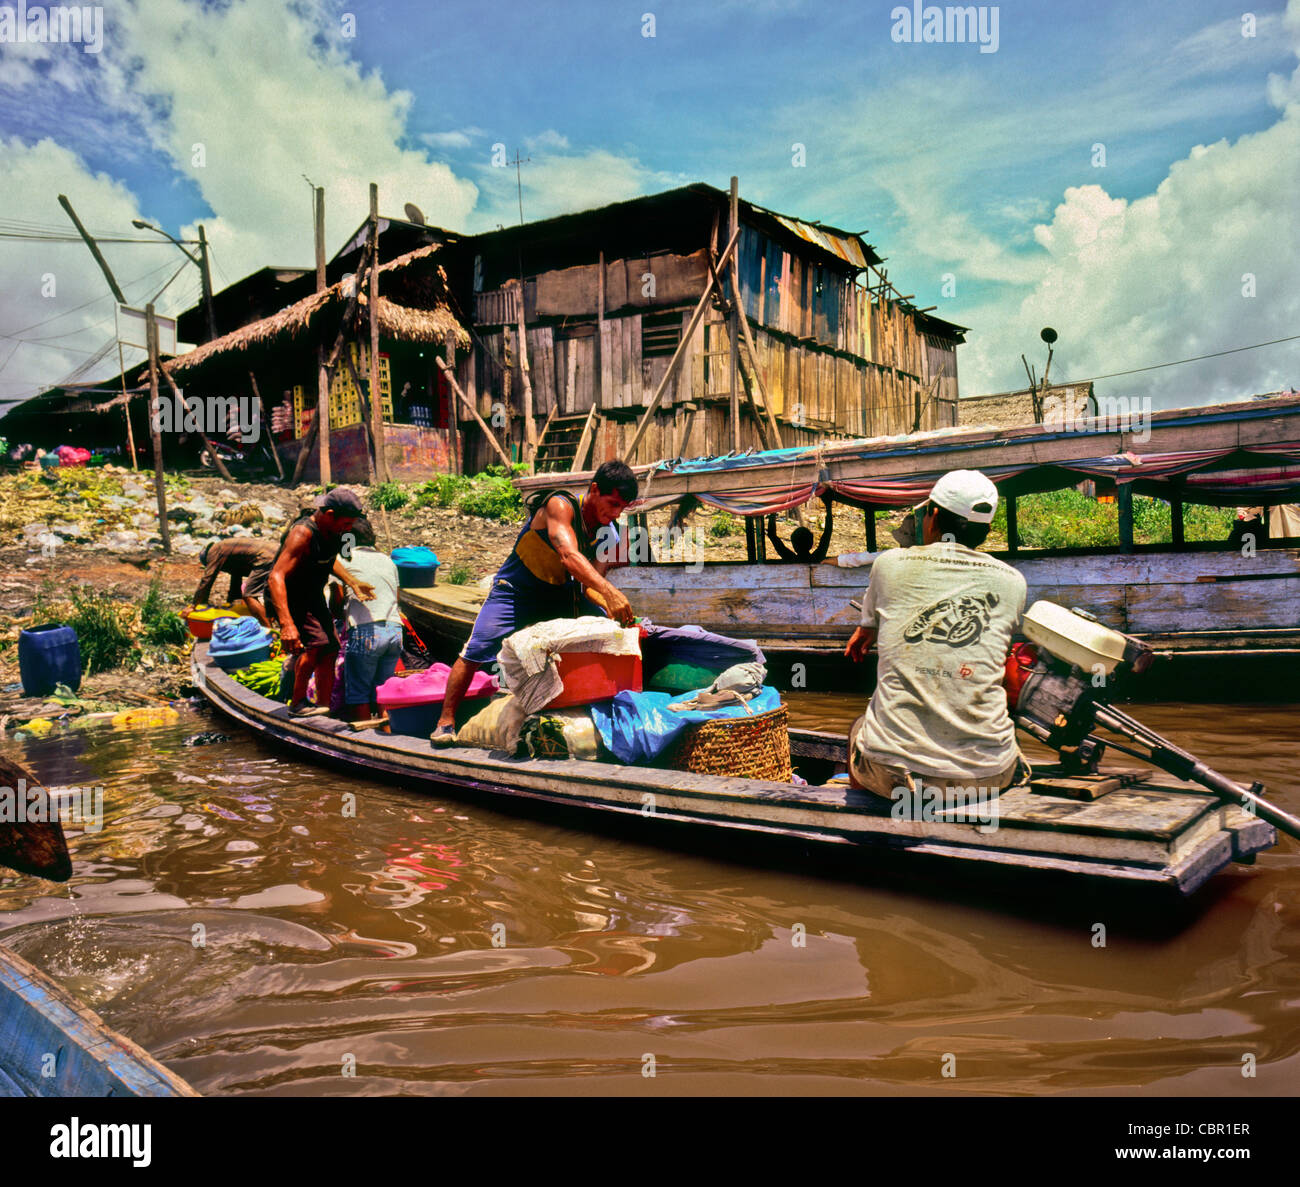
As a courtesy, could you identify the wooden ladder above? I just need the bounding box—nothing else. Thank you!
[534,408,598,473]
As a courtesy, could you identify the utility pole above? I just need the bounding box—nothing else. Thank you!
[510,151,530,225]
[368,182,390,482]
[146,303,171,554]
[59,194,139,466]
[314,185,330,485]
[196,224,217,342]
[57,194,126,303]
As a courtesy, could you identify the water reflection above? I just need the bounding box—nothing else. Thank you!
[0,700,1296,1096]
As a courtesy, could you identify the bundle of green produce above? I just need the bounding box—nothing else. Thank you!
[230,657,287,701]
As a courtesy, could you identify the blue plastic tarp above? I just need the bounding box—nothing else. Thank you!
[588,686,783,765]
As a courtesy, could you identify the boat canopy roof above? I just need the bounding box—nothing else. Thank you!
[516,391,1300,514]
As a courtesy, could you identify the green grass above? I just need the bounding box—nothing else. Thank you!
[139,577,189,647]
[988,488,1236,549]
[413,474,471,509]
[708,511,739,538]
[32,586,135,675]
[457,473,522,521]
[369,481,410,511]
[443,561,474,585]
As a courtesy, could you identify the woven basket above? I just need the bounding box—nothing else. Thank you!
[666,705,792,781]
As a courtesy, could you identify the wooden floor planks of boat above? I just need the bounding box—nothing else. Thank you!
[191,646,1275,897]
[0,944,198,1097]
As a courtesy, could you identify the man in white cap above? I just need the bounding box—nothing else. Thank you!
[844,469,1027,803]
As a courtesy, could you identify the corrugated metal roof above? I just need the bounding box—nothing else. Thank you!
[770,214,871,270]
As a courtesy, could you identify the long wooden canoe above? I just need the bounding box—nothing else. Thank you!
[0,943,198,1097]
[191,645,1276,898]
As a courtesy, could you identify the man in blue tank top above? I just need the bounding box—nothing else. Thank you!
[431,459,639,746]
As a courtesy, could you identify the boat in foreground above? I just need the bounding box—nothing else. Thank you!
[0,943,198,1097]
[191,644,1277,899]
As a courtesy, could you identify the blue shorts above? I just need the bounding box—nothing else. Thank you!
[460,576,606,667]
[343,621,403,704]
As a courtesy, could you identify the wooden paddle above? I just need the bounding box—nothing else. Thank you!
[0,755,72,882]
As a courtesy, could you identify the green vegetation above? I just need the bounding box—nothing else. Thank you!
[457,470,523,521]
[988,488,1235,550]
[369,481,409,511]
[32,585,135,675]
[708,511,739,539]
[413,474,471,509]
[444,560,474,585]
[139,577,188,647]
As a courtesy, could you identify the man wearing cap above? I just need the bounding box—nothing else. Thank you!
[268,487,375,717]
[844,469,1028,804]
[191,539,276,627]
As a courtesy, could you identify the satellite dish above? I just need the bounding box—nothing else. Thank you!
[404,202,426,226]
[1040,326,1058,344]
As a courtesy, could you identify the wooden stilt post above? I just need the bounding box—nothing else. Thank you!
[728,177,740,453]
[864,507,877,552]
[145,303,171,554]
[514,278,537,466]
[437,356,514,470]
[1117,485,1134,554]
[446,339,463,476]
[368,182,390,482]
[1171,495,1185,549]
[1006,494,1019,554]
[116,341,138,470]
[248,371,284,480]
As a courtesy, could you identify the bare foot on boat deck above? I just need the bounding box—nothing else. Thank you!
[430,725,458,748]
[288,701,330,718]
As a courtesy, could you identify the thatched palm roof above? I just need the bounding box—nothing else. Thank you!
[165,243,468,377]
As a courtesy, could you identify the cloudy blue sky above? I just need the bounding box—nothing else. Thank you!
[1,0,1297,414]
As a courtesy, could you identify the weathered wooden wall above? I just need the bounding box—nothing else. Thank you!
[459,223,963,469]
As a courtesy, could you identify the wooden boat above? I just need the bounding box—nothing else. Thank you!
[399,545,1300,700]
[486,392,1300,698]
[191,643,1276,899]
[0,943,198,1097]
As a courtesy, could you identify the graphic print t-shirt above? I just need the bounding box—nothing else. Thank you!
[857,541,1027,779]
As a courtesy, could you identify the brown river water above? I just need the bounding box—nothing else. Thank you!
[1,694,1296,1097]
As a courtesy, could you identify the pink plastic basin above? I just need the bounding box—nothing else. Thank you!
[375,663,498,708]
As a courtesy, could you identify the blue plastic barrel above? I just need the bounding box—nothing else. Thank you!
[18,624,82,696]
[391,546,440,588]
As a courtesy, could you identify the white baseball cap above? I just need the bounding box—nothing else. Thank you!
[928,469,999,524]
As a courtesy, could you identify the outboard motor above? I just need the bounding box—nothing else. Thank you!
[1011,601,1300,841]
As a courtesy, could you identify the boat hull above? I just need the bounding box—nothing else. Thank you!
[0,944,198,1097]
[191,646,1275,898]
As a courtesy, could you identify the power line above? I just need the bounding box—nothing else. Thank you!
[0,256,181,339]
[0,229,179,244]
[1078,333,1300,383]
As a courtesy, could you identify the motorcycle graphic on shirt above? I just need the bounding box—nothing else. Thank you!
[903,591,999,648]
